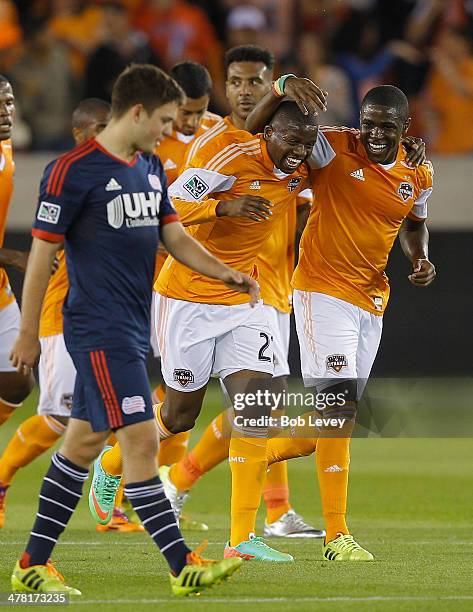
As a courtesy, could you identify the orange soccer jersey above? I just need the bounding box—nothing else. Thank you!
[39,250,68,338]
[155,130,309,305]
[0,138,15,311]
[293,127,434,315]
[153,111,222,281]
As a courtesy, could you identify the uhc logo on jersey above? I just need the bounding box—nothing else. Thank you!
[106,191,162,229]
[183,175,209,199]
[397,182,414,202]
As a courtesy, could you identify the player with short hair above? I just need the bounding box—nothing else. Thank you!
[245,80,435,561]
[0,98,141,533]
[9,64,248,596]
[0,75,34,427]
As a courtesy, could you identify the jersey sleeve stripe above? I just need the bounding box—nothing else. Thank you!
[160,213,180,226]
[185,121,228,165]
[46,141,95,196]
[50,141,96,197]
[212,148,260,174]
[31,228,64,243]
[205,141,260,172]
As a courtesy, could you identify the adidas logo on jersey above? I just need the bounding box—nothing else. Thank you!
[105,178,122,191]
[249,180,261,190]
[350,169,365,181]
[163,159,177,171]
[324,464,343,473]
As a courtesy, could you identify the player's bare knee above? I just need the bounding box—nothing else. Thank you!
[315,379,357,434]
[162,392,203,433]
[0,372,35,404]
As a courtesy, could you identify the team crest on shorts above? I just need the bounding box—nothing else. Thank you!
[326,354,348,373]
[121,396,146,415]
[61,393,73,411]
[287,177,302,192]
[397,182,414,202]
[173,369,195,387]
[183,175,209,199]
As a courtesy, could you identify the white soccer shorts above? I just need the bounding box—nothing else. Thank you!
[0,300,20,372]
[263,304,290,378]
[38,334,76,416]
[156,296,274,392]
[150,291,161,358]
[293,290,382,397]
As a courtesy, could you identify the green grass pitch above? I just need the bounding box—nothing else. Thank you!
[0,382,472,612]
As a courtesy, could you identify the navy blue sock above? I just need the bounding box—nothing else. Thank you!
[125,476,190,575]
[23,452,88,567]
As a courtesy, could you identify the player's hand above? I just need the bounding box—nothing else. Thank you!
[221,268,260,306]
[283,77,328,116]
[9,331,40,374]
[402,136,426,167]
[10,251,29,273]
[216,196,273,222]
[408,258,436,287]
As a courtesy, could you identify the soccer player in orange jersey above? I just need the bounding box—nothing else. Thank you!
[152,101,320,561]
[0,76,35,427]
[0,99,143,532]
[246,79,435,561]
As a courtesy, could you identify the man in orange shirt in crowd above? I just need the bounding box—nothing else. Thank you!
[0,76,34,427]
[245,78,435,562]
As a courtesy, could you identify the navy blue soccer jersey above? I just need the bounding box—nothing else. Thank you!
[32,140,179,354]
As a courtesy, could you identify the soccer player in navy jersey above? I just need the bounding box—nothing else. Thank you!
[9,64,254,597]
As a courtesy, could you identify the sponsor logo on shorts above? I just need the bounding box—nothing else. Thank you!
[121,395,146,415]
[61,393,73,411]
[148,174,162,190]
[183,175,209,199]
[37,201,61,224]
[398,181,414,202]
[173,368,194,387]
[326,354,348,373]
[287,177,302,191]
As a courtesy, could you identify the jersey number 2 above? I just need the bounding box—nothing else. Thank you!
[258,332,272,362]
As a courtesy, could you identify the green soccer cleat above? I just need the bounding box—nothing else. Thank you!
[224,536,294,562]
[89,446,121,525]
[11,561,81,595]
[322,533,374,561]
[180,514,209,532]
[170,556,243,597]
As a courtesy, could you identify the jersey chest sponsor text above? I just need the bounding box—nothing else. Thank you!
[106,191,162,229]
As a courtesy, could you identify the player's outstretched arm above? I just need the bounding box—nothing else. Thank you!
[9,237,60,372]
[0,248,29,273]
[161,221,259,305]
[398,218,436,287]
[245,76,327,134]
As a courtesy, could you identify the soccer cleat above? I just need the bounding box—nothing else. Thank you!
[264,509,326,539]
[170,550,242,597]
[159,465,188,521]
[89,446,121,525]
[0,483,8,529]
[224,535,294,562]
[322,533,374,561]
[180,514,209,532]
[11,561,81,595]
[96,506,145,532]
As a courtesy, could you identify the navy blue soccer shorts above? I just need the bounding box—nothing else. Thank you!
[70,349,154,432]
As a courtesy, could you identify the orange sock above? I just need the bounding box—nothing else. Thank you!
[101,442,123,477]
[107,433,118,446]
[169,412,228,492]
[0,415,66,485]
[229,436,268,547]
[316,436,350,542]
[263,462,291,524]
[152,382,166,404]
[115,481,124,508]
[154,402,173,440]
[0,398,20,426]
[158,430,190,466]
[266,435,317,465]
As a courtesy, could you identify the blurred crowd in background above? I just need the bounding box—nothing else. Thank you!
[1,0,473,154]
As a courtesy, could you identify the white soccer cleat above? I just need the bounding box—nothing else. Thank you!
[263,509,326,538]
[158,465,188,524]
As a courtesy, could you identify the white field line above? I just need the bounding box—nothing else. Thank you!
[3,540,473,546]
